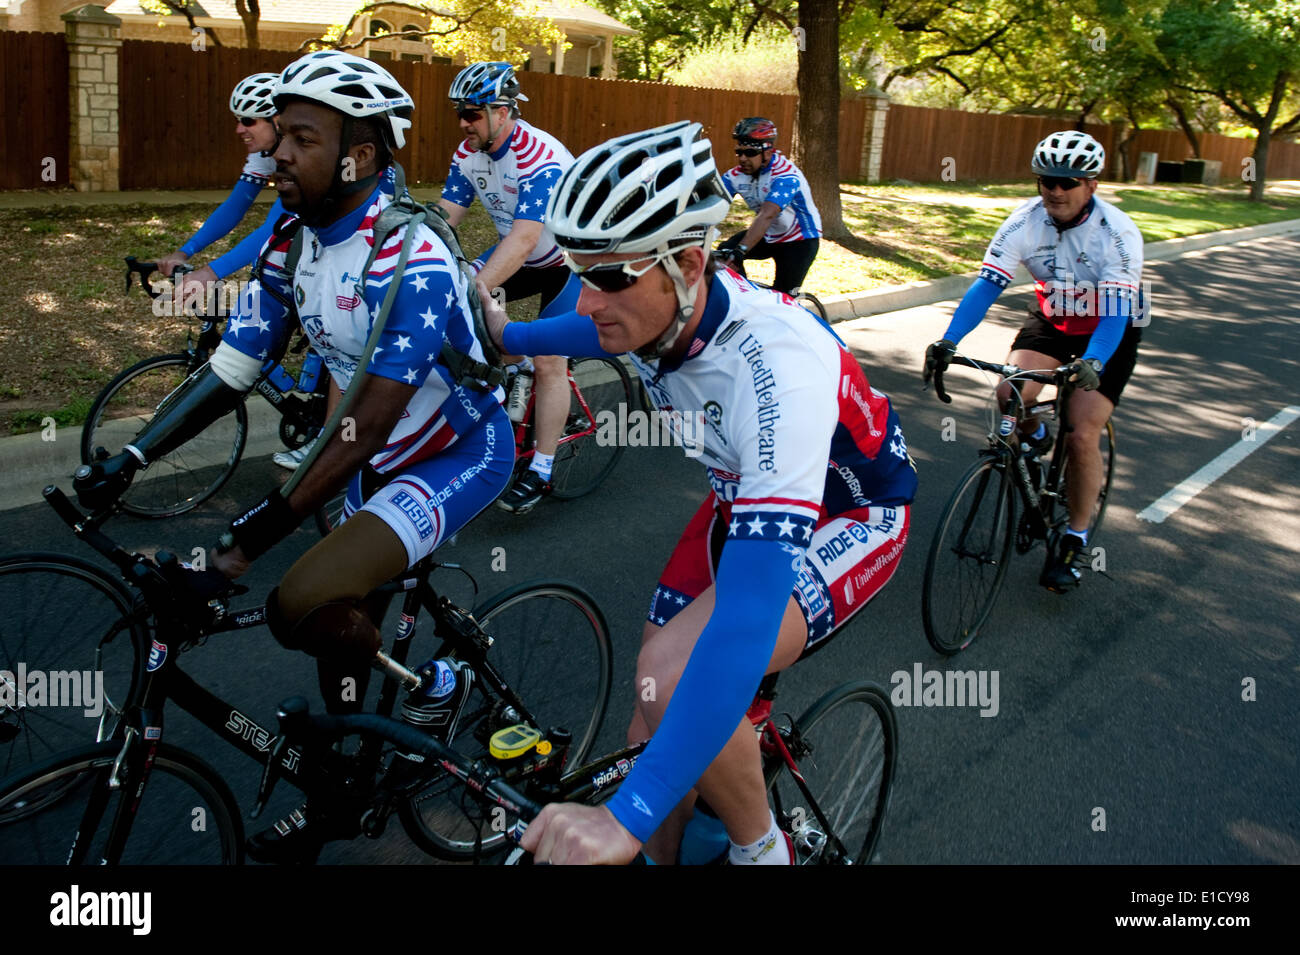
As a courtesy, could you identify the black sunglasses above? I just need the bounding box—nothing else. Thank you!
[238,117,261,128]
[563,251,664,293]
[457,108,484,122]
[735,147,766,157]
[1038,175,1083,191]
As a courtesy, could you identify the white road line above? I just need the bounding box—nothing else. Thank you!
[1137,405,1300,523]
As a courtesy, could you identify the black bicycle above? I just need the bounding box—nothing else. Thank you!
[710,250,828,321]
[0,483,612,862]
[79,258,331,519]
[920,354,1115,654]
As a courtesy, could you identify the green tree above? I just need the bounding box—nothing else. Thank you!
[1157,0,1300,198]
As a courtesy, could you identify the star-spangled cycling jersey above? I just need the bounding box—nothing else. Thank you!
[239,151,277,187]
[722,150,822,243]
[501,268,916,843]
[978,195,1143,335]
[441,119,573,268]
[214,181,502,473]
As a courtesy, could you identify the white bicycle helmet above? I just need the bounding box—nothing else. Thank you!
[547,121,731,357]
[230,72,278,120]
[1032,130,1105,178]
[275,51,414,150]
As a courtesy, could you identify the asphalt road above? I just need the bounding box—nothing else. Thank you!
[1,234,1296,865]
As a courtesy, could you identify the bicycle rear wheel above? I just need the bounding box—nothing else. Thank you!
[398,581,613,860]
[550,357,632,500]
[794,291,828,322]
[1055,419,1116,541]
[0,741,244,864]
[921,454,1016,655]
[0,554,143,786]
[766,681,897,865]
[81,354,247,517]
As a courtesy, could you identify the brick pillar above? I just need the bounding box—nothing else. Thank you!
[857,90,890,182]
[62,5,122,192]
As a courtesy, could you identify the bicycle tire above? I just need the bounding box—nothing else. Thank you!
[398,580,613,860]
[921,454,1016,655]
[549,357,632,500]
[1055,419,1116,542]
[0,740,244,864]
[795,291,828,323]
[0,554,144,788]
[81,354,247,517]
[766,681,897,865]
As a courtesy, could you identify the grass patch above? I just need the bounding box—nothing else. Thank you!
[2,179,1295,434]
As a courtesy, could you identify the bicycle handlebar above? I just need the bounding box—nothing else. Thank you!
[929,354,1066,405]
[124,256,192,300]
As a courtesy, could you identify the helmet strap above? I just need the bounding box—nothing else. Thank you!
[637,228,716,360]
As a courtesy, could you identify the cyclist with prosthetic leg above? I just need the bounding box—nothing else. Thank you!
[924,130,1143,593]
[485,122,916,864]
[437,62,580,514]
[77,52,511,863]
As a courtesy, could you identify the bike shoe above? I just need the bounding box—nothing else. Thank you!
[272,438,316,472]
[495,469,552,515]
[1039,533,1086,593]
[245,802,356,865]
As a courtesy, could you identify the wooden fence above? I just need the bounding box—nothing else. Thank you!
[1130,128,1300,181]
[118,42,867,188]
[1,31,68,189]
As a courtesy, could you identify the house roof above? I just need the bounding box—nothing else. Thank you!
[104,0,636,35]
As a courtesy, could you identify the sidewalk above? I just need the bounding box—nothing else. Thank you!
[2,205,1298,511]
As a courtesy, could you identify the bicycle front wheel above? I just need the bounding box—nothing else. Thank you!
[795,291,828,322]
[766,681,897,865]
[0,554,143,785]
[921,455,1016,655]
[81,354,247,517]
[0,741,244,864]
[550,358,633,500]
[398,581,613,860]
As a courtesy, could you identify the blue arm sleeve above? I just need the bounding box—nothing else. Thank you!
[180,178,262,257]
[1081,295,1130,366]
[208,198,283,279]
[942,276,1003,344]
[501,311,616,358]
[604,537,803,843]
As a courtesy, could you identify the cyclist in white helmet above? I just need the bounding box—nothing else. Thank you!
[153,73,285,304]
[924,130,1143,593]
[438,62,581,514]
[78,51,511,863]
[484,121,916,864]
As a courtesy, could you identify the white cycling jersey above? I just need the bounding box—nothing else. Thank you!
[722,151,822,243]
[441,119,574,268]
[239,152,277,188]
[979,195,1143,335]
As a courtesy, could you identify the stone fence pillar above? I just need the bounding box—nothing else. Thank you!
[62,5,122,192]
[858,91,890,182]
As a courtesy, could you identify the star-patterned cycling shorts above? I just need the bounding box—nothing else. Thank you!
[648,492,910,656]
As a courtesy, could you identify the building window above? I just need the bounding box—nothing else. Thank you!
[370,18,393,36]
[401,23,423,37]
[370,50,393,61]
[401,53,424,62]
[430,56,452,65]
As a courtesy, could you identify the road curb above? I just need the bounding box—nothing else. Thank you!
[3,216,1297,509]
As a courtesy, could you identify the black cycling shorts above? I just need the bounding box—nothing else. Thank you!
[1010,308,1142,407]
[719,231,819,295]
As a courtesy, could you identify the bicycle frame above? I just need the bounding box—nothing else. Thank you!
[509,362,602,464]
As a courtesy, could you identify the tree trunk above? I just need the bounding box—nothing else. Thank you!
[236,0,260,51]
[1167,96,1201,158]
[1250,126,1270,201]
[793,0,845,238]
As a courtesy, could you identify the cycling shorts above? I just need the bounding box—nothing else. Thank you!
[1010,308,1142,407]
[649,493,910,656]
[475,258,582,320]
[336,404,514,567]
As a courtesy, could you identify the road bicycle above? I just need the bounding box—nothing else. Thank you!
[920,354,1115,654]
[0,480,612,862]
[494,669,897,865]
[710,250,829,322]
[79,257,330,518]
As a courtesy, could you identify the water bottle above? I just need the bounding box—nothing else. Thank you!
[678,804,730,865]
[400,658,461,733]
[507,369,533,424]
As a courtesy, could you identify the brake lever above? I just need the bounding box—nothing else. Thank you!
[124,256,161,299]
